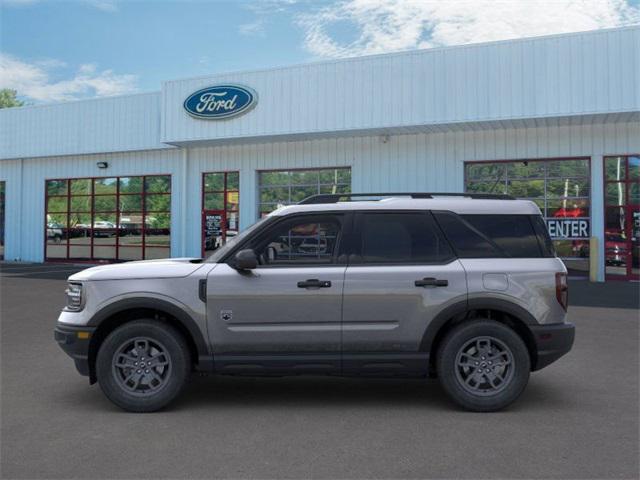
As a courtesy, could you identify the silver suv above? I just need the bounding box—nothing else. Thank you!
[55,193,575,412]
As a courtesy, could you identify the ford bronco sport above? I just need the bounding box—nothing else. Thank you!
[55,193,575,412]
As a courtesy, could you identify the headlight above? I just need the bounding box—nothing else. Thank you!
[65,283,83,311]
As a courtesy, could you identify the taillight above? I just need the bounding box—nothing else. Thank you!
[555,272,568,311]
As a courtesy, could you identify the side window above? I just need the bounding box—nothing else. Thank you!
[355,212,453,264]
[251,215,343,266]
[433,212,501,258]
[461,215,544,258]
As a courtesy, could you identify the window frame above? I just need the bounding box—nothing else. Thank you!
[350,210,457,266]
[44,174,172,263]
[223,212,351,268]
[257,167,352,217]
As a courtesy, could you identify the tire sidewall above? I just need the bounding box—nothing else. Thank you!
[96,320,190,412]
[437,320,530,412]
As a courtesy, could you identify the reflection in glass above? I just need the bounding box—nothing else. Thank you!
[70,179,91,195]
[606,183,625,206]
[70,196,91,212]
[45,174,172,262]
[46,180,67,196]
[145,176,171,193]
[605,157,625,181]
[204,173,224,191]
[47,197,68,213]
[258,168,351,215]
[93,178,117,194]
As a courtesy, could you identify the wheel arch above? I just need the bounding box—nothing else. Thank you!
[86,298,211,384]
[421,298,539,375]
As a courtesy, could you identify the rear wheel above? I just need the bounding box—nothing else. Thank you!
[96,320,191,412]
[437,320,530,412]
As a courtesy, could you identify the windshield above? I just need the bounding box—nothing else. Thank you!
[206,216,270,263]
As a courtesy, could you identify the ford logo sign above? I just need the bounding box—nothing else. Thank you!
[183,85,257,120]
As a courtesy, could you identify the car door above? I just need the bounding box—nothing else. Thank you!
[207,212,349,374]
[341,211,467,375]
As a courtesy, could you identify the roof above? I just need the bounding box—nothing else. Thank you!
[270,196,542,216]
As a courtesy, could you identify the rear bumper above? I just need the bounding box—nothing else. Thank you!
[54,323,96,377]
[530,322,575,371]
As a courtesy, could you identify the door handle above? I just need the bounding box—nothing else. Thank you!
[415,277,448,287]
[297,279,332,289]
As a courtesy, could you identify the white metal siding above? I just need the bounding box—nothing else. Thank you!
[0,149,183,262]
[162,27,640,145]
[0,92,168,160]
[2,121,637,264]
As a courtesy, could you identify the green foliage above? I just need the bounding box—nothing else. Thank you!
[0,89,24,109]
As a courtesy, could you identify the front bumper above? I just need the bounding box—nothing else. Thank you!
[54,323,96,377]
[530,322,575,371]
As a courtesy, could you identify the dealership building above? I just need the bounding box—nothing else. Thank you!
[0,26,638,281]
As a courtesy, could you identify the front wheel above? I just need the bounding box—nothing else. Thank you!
[437,320,530,412]
[96,320,191,412]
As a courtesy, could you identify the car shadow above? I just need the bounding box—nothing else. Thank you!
[53,374,572,414]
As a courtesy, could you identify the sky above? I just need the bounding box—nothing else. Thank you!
[1,0,639,104]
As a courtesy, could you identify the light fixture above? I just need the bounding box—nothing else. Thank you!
[96,161,108,169]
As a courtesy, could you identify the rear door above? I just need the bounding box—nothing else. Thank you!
[341,211,467,375]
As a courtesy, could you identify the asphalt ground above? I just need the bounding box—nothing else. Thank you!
[1,263,638,479]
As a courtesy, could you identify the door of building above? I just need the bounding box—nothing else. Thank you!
[202,172,239,258]
[604,156,639,280]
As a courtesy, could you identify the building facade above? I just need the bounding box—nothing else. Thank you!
[1,27,638,281]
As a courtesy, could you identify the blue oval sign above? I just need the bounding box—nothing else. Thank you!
[183,84,257,120]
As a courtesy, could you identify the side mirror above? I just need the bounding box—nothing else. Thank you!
[234,249,258,270]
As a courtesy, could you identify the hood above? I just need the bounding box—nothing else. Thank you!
[68,258,206,281]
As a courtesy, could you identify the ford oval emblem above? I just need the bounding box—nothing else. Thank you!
[183,84,257,120]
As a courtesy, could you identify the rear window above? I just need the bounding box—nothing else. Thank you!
[434,212,551,258]
[355,212,454,264]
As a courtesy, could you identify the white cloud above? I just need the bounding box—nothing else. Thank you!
[297,0,640,58]
[239,19,266,36]
[0,53,138,102]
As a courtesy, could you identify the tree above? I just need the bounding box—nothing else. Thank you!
[0,89,24,109]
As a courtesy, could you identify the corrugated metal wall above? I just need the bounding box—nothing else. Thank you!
[162,27,639,144]
[0,149,184,262]
[2,121,638,268]
[0,92,167,160]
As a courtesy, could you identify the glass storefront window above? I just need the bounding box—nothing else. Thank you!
[465,158,591,276]
[0,181,4,260]
[202,171,240,257]
[258,168,352,216]
[604,155,639,279]
[44,175,171,262]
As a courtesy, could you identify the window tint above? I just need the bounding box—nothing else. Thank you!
[461,215,543,258]
[530,215,556,257]
[433,212,501,258]
[435,212,547,258]
[252,215,342,266]
[356,212,453,264]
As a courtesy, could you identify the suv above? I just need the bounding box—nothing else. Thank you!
[55,193,575,412]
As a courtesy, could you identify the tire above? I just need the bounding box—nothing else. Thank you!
[437,320,530,412]
[96,320,191,412]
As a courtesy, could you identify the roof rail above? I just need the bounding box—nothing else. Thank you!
[298,192,515,204]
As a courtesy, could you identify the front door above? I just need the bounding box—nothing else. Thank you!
[202,171,239,258]
[207,213,347,374]
[341,211,468,375]
[604,155,639,280]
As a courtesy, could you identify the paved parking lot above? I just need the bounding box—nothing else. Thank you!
[1,263,638,479]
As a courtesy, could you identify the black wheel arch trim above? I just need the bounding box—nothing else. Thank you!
[87,298,211,369]
[420,297,539,353]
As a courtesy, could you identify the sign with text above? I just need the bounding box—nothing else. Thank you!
[184,85,257,120]
[546,218,590,239]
